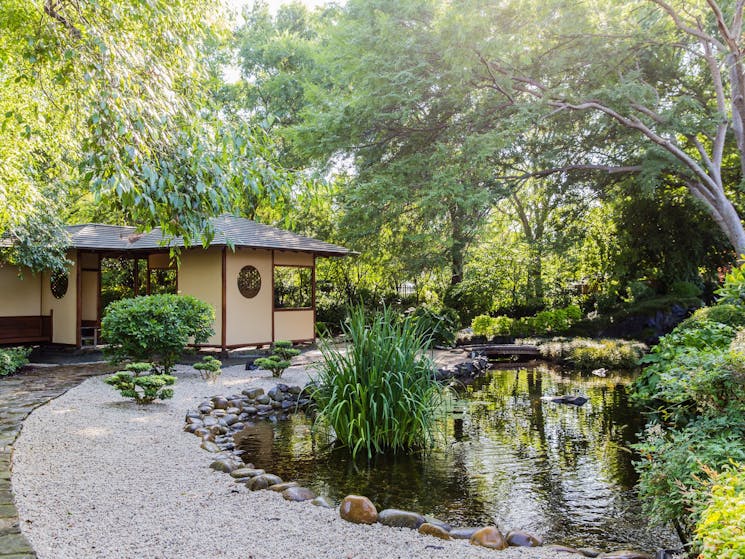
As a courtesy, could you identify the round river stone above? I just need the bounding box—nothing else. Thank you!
[418,523,451,540]
[282,487,317,502]
[230,468,265,479]
[598,552,652,559]
[339,495,378,524]
[378,509,426,530]
[506,530,543,547]
[470,527,507,550]
[449,527,480,540]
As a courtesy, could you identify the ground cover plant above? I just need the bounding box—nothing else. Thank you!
[312,306,445,459]
[0,347,31,376]
[104,362,176,404]
[101,294,214,374]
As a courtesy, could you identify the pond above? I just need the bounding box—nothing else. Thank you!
[234,367,679,551]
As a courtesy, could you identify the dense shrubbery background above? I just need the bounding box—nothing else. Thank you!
[0,347,31,376]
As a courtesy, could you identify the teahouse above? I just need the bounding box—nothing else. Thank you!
[0,215,351,349]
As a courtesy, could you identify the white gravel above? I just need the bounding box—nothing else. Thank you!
[12,363,575,559]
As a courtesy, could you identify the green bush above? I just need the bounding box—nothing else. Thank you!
[410,305,460,347]
[312,306,445,459]
[695,464,745,559]
[716,263,745,305]
[669,280,703,299]
[470,304,583,339]
[0,347,31,376]
[677,304,745,331]
[193,355,222,382]
[537,338,647,370]
[255,340,300,378]
[101,294,214,374]
[104,362,176,404]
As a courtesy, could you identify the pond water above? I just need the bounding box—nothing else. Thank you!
[235,367,679,551]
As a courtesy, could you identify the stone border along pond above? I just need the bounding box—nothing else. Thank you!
[184,381,668,559]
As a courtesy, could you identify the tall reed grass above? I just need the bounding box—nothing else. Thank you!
[312,306,444,459]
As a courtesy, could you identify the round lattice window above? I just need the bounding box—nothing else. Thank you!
[50,270,69,299]
[237,265,261,298]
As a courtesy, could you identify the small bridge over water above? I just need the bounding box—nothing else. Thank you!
[460,344,541,359]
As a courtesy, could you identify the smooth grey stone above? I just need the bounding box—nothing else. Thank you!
[212,396,229,409]
[230,468,265,478]
[597,552,652,559]
[256,404,273,413]
[449,527,480,539]
[424,517,452,532]
[506,530,543,547]
[223,414,239,426]
[282,486,316,501]
[242,388,265,399]
[212,409,227,418]
[578,548,602,558]
[230,422,245,431]
[243,406,258,415]
[202,416,218,427]
[200,441,221,453]
[226,406,241,415]
[288,385,302,395]
[255,395,271,405]
[209,460,237,473]
[276,383,289,392]
[281,400,295,410]
[183,423,200,433]
[311,496,334,508]
[378,509,426,530]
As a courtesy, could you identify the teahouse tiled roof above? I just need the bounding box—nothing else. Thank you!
[60,215,351,256]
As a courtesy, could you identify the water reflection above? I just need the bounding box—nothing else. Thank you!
[235,367,677,550]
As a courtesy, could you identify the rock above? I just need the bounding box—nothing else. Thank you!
[282,487,317,502]
[223,414,239,426]
[506,530,543,547]
[247,474,284,490]
[311,496,334,508]
[339,495,378,524]
[378,509,426,530]
[288,385,302,395]
[243,406,258,415]
[449,527,480,540]
[230,468,265,478]
[203,416,218,427]
[268,387,285,401]
[212,409,227,418]
[269,482,299,492]
[276,383,289,392]
[418,523,451,540]
[578,550,602,558]
[230,422,245,432]
[183,423,200,433]
[598,552,652,559]
[209,460,237,473]
[469,527,508,550]
[256,394,271,405]
[545,544,580,554]
[424,517,452,532]
[198,405,212,414]
[281,400,295,410]
[242,387,264,399]
[185,414,203,423]
[226,407,241,415]
[271,400,282,409]
[212,396,229,409]
[591,368,608,377]
[193,427,210,438]
[546,395,589,406]
[200,441,221,453]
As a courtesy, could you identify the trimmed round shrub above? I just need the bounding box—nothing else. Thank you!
[104,362,176,404]
[102,294,214,374]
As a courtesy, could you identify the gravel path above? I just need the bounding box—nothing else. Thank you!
[12,364,580,559]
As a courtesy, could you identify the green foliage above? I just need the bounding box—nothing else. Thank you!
[716,263,745,306]
[668,280,703,299]
[677,304,745,332]
[254,340,300,378]
[0,346,31,376]
[410,305,460,347]
[695,464,745,559]
[104,362,176,404]
[471,304,582,339]
[312,306,445,459]
[101,294,214,374]
[193,355,222,382]
[537,338,647,370]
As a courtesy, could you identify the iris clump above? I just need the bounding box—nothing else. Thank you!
[312,306,444,459]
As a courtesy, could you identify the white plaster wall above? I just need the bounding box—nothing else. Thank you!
[225,248,272,346]
[0,265,41,316]
[177,248,222,346]
[41,252,78,345]
[273,310,314,342]
[274,251,314,267]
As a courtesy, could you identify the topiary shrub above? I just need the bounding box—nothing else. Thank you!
[194,355,222,382]
[312,306,445,459]
[104,362,176,404]
[101,294,214,374]
[255,340,300,378]
[0,347,31,376]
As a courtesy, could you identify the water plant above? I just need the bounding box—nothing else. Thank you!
[255,340,300,378]
[312,305,444,459]
[104,362,176,404]
[194,355,222,382]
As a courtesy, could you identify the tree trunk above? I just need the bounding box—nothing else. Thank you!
[449,205,466,285]
[526,244,544,302]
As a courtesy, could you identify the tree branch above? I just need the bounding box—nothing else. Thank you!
[44,0,81,39]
